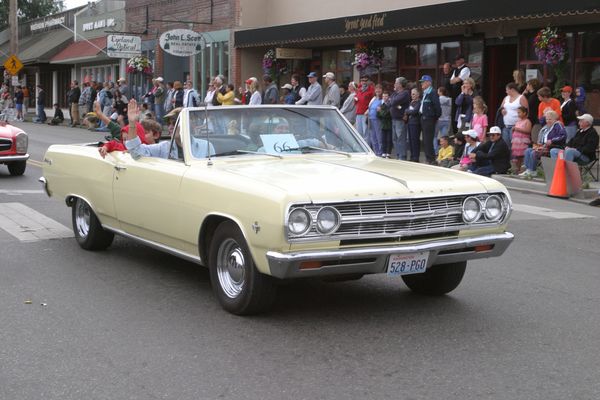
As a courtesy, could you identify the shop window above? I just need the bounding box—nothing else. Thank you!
[321,49,353,85]
[399,43,437,87]
[419,44,437,67]
[440,41,460,64]
[403,45,418,66]
[580,32,600,58]
[380,46,398,91]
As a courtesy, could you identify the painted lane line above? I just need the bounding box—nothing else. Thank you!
[512,203,595,219]
[0,202,73,242]
[0,189,45,195]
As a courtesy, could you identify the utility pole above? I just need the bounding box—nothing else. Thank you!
[9,0,18,57]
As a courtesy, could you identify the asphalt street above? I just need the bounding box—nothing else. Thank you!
[1,121,600,400]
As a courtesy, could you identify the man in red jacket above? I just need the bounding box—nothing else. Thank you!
[354,76,374,143]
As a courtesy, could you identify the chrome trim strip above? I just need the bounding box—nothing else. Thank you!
[266,232,514,279]
[38,177,51,197]
[0,153,30,162]
[102,225,204,266]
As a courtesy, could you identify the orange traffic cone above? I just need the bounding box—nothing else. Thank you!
[548,150,568,199]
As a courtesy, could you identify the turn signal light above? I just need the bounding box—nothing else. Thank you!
[299,261,323,270]
[474,245,493,252]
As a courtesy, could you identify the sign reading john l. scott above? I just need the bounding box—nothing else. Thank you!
[107,35,142,58]
[159,29,204,57]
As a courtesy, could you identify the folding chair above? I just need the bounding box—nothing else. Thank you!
[578,147,599,182]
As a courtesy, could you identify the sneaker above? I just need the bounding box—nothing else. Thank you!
[519,170,532,177]
[588,197,600,207]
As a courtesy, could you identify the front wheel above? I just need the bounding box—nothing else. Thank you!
[402,261,466,295]
[209,221,277,315]
[8,161,26,176]
[71,198,114,250]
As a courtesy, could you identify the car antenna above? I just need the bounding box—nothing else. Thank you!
[202,101,213,166]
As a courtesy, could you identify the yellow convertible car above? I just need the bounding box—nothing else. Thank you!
[41,105,513,315]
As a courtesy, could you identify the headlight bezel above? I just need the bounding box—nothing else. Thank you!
[484,195,504,222]
[315,206,341,234]
[15,132,28,154]
[287,207,312,236]
[462,196,482,224]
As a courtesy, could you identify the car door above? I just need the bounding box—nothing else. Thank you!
[111,150,189,252]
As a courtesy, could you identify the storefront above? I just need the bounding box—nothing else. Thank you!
[234,1,600,120]
[50,1,126,96]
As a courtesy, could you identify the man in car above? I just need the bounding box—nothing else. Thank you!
[124,99,214,159]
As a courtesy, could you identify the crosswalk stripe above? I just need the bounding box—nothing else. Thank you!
[512,203,595,219]
[0,202,73,242]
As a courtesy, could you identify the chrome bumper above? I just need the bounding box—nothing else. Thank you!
[0,153,29,162]
[266,232,514,278]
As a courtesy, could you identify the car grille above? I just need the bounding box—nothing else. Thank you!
[291,195,475,242]
[0,138,12,152]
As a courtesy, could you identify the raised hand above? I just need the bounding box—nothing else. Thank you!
[127,98,140,123]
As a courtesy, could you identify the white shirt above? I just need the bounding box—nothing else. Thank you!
[249,91,262,105]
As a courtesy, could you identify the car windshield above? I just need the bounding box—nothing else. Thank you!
[187,106,368,158]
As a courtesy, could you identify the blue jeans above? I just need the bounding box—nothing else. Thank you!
[154,103,164,125]
[36,104,46,122]
[435,120,450,154]
[355,115,369,144]
[368,118,383,156]
[502,126,513,157]
[524,148,539,171]
[550,147,590,164]
[407,122,421,161]
[472,164,496,176]
[392,119,407,160]
[565,125,577,143]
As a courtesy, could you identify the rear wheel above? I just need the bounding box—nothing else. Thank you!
[402,261,466,295]
[71,198,114,250]
[8,161,26,176]
[209,221,276,315]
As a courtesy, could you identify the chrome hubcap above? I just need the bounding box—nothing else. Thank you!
[216,239,246,299]
[75,200,91,238]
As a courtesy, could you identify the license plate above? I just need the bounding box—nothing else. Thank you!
[387,252,429,276]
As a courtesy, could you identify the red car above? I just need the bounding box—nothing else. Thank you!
[0,119,29,175]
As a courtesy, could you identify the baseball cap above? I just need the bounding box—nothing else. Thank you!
[245,78,253,84]
[155,77,164,83]
[281,83,293,90]
[163,107,182,123]
[561,85,573,93]
[577,113,594,124]
[323,72,335,80]
[464,129,478,139]
[307,72,318,78]
[419,75,433,82]
[489,126,502,135]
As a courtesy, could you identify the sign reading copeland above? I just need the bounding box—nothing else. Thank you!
[159,29,204,57]
[107,35,142,58]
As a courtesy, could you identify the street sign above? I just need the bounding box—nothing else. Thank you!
[3,55,24,76]
[107,35,142,59]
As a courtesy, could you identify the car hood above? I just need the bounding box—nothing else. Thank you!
[216,156,496,202]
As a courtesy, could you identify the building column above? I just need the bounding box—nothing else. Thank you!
[52,70,58,105]
[119,59,126,79]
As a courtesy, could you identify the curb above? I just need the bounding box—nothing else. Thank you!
[494,175,599,205]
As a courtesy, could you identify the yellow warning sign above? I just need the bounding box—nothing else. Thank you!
[3,55,24,75]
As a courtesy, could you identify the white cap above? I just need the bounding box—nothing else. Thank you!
[577,113,593,125]
[323,72,335,80]
[489,126,502,134]
[281,83,293,90]
[464,129,478,139]
[155,77,164,83]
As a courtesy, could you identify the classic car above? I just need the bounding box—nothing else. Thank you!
[0,116,29,176]
[40,105,514,315]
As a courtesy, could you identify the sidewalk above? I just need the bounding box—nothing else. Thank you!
[493,173,600,204]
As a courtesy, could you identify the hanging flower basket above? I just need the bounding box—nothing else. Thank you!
[533,27,566,65]
[262,49,287,79]
[352,41,384,72]
[126,56,153,75]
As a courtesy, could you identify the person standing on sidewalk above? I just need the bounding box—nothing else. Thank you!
[419,75,442,164]
[14,86,24,121]
[22,85,30,116]
[67,80,81,127]
[354,76,374,143]
[322,72,340,108]
[35,85,46,123]
[389,77,410,160]
[295,72,322,105]
[78,82,91,124]
[153,77,165,123]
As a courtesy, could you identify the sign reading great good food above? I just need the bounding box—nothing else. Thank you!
[159,29,204,57]
[107,35,142,58]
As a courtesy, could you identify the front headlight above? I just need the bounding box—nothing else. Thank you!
[462,197,482,223]
[484,195,503,221]
[288,208,312,236]
[15,132,28,154]
[316,206,340,234]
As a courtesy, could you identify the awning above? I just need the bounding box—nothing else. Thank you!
[234,0,600,48]
[50,36,108,64]
[0,28,73,65]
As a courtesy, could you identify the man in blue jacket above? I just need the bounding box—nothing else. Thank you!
[419,75,442,164]
[389,77,410,160]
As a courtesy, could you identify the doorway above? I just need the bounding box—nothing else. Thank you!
[484,44,518,123]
